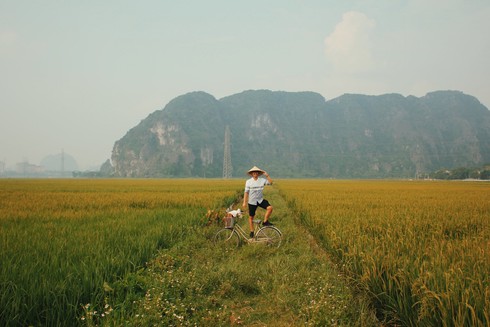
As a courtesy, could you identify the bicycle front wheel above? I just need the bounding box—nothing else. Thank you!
[214,228,240,248]
[255,226,282,248]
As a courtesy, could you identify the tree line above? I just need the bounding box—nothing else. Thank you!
[430,164,490,180]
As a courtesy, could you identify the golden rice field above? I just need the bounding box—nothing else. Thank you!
[0,178,242,326]
[1,178,488,326]
[277,179,490,326]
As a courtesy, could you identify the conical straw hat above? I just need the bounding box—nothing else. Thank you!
[247,166,265,175]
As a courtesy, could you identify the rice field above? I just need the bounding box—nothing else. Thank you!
[1,178,488,326]
[277,179,490,326]
[0,178,241,326]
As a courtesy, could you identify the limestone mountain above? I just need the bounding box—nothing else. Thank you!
[110,90,490,178]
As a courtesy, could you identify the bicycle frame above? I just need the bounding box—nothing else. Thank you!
[232,218,264,242]
[214,216,282,247]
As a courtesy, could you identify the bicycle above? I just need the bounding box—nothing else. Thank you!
[214,212,282,248]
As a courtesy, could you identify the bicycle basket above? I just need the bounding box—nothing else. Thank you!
[223,216,235,228]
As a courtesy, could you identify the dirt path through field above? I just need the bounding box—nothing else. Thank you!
[115,186,377,326]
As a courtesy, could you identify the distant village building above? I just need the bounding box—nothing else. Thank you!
[16,162,44,174]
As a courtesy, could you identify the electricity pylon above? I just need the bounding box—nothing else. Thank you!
[222,125,233,178]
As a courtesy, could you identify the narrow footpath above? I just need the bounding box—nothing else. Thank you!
[109,186,378,326]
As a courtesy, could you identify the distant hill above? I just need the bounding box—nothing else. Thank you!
[41,152,79,172]
[109,90,490,178]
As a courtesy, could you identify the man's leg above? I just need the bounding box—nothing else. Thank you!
[248,204,257,237]
[248,215,254,233]
[264,205,273,222]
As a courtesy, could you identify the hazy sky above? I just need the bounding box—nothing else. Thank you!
[1,0,489,170]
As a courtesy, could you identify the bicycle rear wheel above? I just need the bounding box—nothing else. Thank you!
[255,226,282,248]
[214,228,240,248]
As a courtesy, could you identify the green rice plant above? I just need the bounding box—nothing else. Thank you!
[0,178,242,326]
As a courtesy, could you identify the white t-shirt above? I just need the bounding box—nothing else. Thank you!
[244,176,270,205]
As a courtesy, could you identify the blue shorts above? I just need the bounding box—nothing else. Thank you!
[248,199,271,217]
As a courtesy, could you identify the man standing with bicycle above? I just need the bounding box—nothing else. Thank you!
[242,166,273,238]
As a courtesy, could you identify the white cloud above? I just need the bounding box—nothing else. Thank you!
[324,11,376,74]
